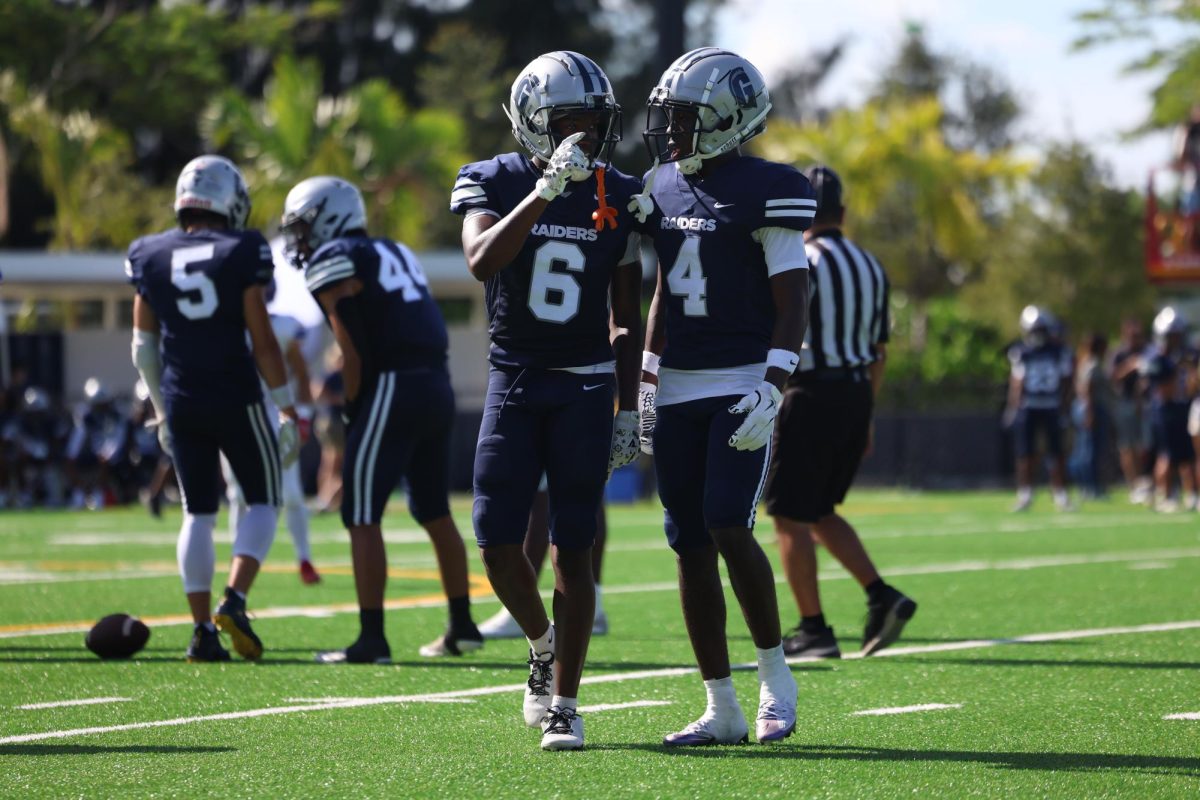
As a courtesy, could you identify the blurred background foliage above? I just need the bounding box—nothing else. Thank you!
[0,0,1179,404]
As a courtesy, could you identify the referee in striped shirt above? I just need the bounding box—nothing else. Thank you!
[763,165,917,659]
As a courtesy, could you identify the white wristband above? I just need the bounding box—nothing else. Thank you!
[642,351,661,376]
[270,384,296,409]
[766,348,800,375]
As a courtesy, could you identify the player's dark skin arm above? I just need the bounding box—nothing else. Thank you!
[764,268,810,390]
[640,268,667,387]
[610,261,642,411]
[313,280,365,404]
[244,286,298,421]
[463,113,602,281]
[285,341,314,405]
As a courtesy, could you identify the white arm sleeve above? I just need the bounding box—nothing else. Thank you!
[752,227,809,276]
[131,329,167,421]
[621,231,642,265]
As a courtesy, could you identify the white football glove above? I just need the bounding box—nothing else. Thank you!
[638,381,657,455]
[727,380,782,452]
[147,417,173,459]
[535,132,592,201]
[608,410,641,478]
[627,160,660,223]
[277,415,300,469]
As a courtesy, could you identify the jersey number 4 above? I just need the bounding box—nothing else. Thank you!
[376,242,429,301]
[528,241,584,324]
[667,237,707,317]
[171,245,219,320]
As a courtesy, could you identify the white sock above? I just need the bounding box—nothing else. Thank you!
[178,513,217,594]
[528,622,554,656]
[550,695,577,712]
[233,503,278,562]
[703,676,738,712]
[1017,486,1032,502]
[594,583,604,616]
[283,466,311,561]
[1052,488,1069,504]
[756,644,789,684]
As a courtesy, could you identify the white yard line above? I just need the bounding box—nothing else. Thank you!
[16,697,132,710]
[1163,712,1200,721]
[851,703,962,716]
[1,620,1197,745]
[283,697,473,705]
[7,546,1200,633]
[578,700,673,713]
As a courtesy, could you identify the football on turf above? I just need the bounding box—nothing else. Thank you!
[85,613,151,659]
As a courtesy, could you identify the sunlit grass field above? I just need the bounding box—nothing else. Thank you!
[1,491,1198,798]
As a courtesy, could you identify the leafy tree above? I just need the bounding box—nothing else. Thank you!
[203,54,467,248]
[757,98,1027,303]
[963,142,1154,338]
[0,72,172,249]
[1073,0,1200,130]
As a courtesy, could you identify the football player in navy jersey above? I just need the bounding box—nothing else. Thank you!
[450,51,643,751]
[1003,306,1075,512]
[631,48,812,746]
[281,176,483,664]
[127,155,301,662]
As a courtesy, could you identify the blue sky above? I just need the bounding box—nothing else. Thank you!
[713,0,1176,187]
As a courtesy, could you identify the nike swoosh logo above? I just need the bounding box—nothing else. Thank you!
[714,202,735,208]
[583,384,607,391]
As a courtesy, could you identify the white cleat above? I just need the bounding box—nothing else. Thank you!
[756,674,798,743]
[1011,494,1033,513]
[540,706,584,751]
[662,707,749,747]
[478,607,524,639]
[523,649,556,727]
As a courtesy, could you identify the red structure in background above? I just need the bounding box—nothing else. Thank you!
[1146,168,1200,283]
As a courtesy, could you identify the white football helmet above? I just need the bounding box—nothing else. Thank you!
[643,47,772,175]
[83,377,111,406]
[1153,306,1188,344]
[504,51,621,166]
[280,176,368,267]
[174,155,251,230]
[1019,305,1055,345]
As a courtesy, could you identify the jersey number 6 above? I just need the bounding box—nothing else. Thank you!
[528,241,584,324]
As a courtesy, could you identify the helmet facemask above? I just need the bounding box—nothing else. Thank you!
[643,99,722,175]
[507,96,622,169]
[280,200,326,269]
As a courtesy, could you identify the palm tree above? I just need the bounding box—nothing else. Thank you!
[203,54,468,248]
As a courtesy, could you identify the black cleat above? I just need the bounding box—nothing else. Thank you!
[862,588,917,656]
[419,623,484,657]
[186,624,231,663]
[315,635,392,664]
[213,589,263,661]
[782,624,842,659]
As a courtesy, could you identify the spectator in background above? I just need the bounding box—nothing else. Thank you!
[1071,333,1114,499]
[1147,307,1197,511]
[1110,319,1153,504]
[64,378,132,509]
[1174,104,1200,215]
[3,387,69,507]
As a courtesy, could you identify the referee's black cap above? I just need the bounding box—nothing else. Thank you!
[803,164,845,215]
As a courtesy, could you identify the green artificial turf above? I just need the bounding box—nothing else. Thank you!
[1,491,1198,798]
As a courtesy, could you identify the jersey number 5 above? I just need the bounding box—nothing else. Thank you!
[528,241,584,324]
[667,237,707,317]
[171,245,219,320]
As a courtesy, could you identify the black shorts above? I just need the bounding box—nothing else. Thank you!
[764,377,873,523]
[1013,407,1063,458]
[342,368,455,528]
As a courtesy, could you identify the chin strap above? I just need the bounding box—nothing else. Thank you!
[592,167,619,231]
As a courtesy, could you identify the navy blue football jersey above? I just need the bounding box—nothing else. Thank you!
[126,228,273,405]
[1010,342,1072,409]
[450,153,641,369]
[305,235,449,373]
[644,158,816,370]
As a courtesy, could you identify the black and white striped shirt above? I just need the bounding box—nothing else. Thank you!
[798,229,889,372]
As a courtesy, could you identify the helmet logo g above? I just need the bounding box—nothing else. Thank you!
[728,67,755,109]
